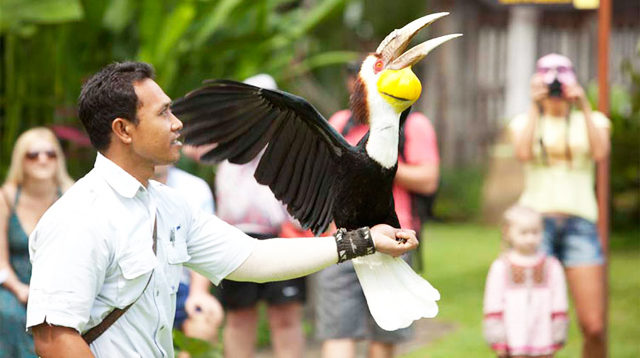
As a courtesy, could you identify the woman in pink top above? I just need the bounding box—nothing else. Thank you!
[483,205,569,357]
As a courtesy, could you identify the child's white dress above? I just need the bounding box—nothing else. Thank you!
[483,253,569,356]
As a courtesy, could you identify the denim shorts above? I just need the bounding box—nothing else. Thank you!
[541,216,605,267]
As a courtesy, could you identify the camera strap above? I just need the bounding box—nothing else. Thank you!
[538,106,572,168]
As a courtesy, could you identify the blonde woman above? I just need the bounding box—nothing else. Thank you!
[0,127,73,357]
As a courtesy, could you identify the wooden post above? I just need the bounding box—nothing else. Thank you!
[596,1,610,357]
[596,0,610,252]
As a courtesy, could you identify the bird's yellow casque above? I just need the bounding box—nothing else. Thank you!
[377,67,422,113]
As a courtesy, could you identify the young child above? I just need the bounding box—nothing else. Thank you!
[483,205,569,357]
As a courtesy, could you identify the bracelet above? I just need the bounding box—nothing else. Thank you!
[334,227,376,263]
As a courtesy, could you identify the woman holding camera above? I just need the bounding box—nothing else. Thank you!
[509,53,610,358]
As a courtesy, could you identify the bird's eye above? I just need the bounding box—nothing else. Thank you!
[374,60,384,74]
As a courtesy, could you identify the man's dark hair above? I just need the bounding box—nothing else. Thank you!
[78,62,155,150]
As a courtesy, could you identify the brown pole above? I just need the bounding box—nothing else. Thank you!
[596,1,611,357]
[596,0,610,253]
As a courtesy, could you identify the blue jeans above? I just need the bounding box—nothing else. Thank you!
[542,216,604,267]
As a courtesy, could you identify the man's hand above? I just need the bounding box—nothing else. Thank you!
[370,224,418,257]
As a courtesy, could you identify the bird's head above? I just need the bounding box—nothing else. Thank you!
[351,13,461,122]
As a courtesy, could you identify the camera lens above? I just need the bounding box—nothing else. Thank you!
[548,78,563,98]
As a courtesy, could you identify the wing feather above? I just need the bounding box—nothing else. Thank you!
[282,125,312,204]
[173,80,355,233]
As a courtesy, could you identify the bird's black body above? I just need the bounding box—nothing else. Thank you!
[172,80,404,234]
[332,138,399,231]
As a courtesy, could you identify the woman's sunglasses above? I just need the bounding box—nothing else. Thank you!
[536,65,573,74]
[25,150,58,160]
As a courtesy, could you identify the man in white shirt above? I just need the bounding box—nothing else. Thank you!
[27,62,418,357]
[154,164,223,350]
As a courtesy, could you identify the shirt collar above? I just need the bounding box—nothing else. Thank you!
[94,152,146,199]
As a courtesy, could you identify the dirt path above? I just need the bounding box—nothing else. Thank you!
[256,318,457,358]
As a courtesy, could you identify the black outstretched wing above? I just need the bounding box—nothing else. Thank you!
[171,80,356,234]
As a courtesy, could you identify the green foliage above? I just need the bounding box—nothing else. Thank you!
[434,166,486,222]
[173,329,222,358]
[0,0,435,182]
[0,0,357,180]
[0,0,83,34]
[587,50,640,230]
[402,223,640,357]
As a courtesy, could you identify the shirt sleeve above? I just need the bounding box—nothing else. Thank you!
[184,211,257,285]
[27,207,111,333]
[483,259,507,351]
[403,113,439,165]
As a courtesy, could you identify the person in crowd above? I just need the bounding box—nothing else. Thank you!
[214,73,307,358]
[315,62,440,358]
[0,127,74,357]
[483,204,568,357]
[509,53,610,358]
[154,164,223,355]
[26,61,417,357]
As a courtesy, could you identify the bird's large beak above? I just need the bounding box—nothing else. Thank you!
[376,12,452,66]
[388,33,462,70]
[375,13,462,112]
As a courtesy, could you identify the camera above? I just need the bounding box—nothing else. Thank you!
[548,77,563,98]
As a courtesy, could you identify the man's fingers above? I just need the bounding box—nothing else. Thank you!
[394,229,418,248]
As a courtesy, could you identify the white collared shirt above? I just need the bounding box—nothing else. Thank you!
[27,153,256,357]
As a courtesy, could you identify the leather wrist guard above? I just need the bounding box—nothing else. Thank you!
[335,227,376,263]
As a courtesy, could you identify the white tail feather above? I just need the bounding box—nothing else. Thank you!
[352,252,440,331]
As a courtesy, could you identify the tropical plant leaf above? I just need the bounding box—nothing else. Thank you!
[192,0,243,47]
[103,0,136,34]
[0,0,83,33]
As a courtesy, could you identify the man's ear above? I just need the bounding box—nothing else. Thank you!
[112,117,134,144]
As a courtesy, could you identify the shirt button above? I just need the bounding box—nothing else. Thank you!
[156,290,160,296]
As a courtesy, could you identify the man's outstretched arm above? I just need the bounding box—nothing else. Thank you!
[226,224,417,283]
[32,324,94,358]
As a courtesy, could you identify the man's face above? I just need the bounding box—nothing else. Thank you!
[130,78,183,165]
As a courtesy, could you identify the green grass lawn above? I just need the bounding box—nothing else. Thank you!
[401,223,640,358]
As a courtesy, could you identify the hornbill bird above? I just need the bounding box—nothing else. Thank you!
[172,13,461,331]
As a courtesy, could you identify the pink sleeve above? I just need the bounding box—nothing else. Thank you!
[328,109,351,132]
[549,257,569,346]
[483,259,507,350]
[403,112,439,165]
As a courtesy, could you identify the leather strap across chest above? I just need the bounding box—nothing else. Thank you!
[82,216,158,345]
